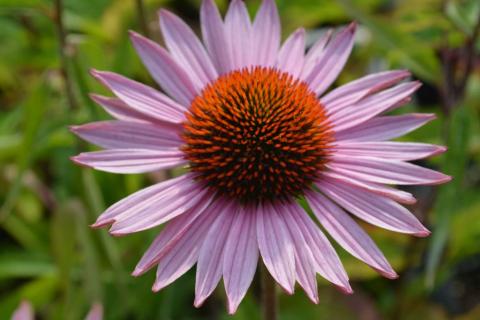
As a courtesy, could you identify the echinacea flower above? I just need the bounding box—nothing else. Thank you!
[71,0,450,314]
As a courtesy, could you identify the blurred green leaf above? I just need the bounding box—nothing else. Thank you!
[0,251,55,279]
[445,0,480,36]
[0,80,49,222]
[337,0,442,84]
[426,105,471,287]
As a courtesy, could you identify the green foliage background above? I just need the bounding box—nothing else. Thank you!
[0,0,479,319]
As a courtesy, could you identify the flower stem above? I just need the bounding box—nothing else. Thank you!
[54,0,77,110]
[261,263,277,320]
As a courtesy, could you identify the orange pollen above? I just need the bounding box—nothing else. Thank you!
[182,66,334,204]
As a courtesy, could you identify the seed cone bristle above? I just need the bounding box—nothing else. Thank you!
[182,67,334,204]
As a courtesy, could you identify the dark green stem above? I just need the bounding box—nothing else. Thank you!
[261,263,277,320]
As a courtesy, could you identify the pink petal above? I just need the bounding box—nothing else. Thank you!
[286,202,352,294]
[322,171,416,205]
[152,204,219,292]
[276,28,306,78]
[334,141,447,161]
[302,29,333,77]
[90,70,186,123]
[194,202,236,307]
[252,0,280,66]
[321,70,410,113]
[92,174,213,235]
[85,303,103,320]
[225,0,253,69]
[93,176,184,227]
[335,113,437,142]
[328,155,451,185]
[70,120,183,150]
[306,191,397,279]
[304,23,356,96]
[200,0,233,74]
[90,94,152,123]
[223,206,258,314]
[133,198,225,276]
[159,10,217,89]
[11,301,34,320]
[331,81,421,132]
[109,184,211,235]
[71,149,186,174]
[280,203,319,303]
[317,179,430,236]
[256,203,295,294]
[129,31,198,105]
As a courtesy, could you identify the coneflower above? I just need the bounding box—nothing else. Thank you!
[71,0,450,314]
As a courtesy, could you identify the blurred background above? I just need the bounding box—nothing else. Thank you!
[0,0,479,319]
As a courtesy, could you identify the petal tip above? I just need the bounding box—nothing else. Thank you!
[381,270,399,279]
[193,298,205,309]
[128,29,141,38]
[70,155,83,166]
[90,219,113,229]
[348,21,358,32]
[339,285,354,295]
[435,146,448,155]
[68,125,80,133]
[89,68,104,79]
[414,229,431,238]
[151,282,162,293]
[131,268,143,277]
[439,175,453,184]
[227,300,239,315]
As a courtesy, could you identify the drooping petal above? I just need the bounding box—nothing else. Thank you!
[225,0,253,69]
[317,179,430,236]
[159,9,218,89]
[322,171,416,204]
[72,149,186,174]
[304,23,356,95]
[327,156,451,185]
[330,81,422,132]
[306,191,397,278]
[200,0,233,74]
[321,70,410,113]
[129,31,199,104]
[90,94,154,123]
[133,198,225,276]
[92,174,213,235]
[335,113,437,142]
[302,29,333,77]
[276,28,306,78]
[286,202,352,294]
[109,184,212,235]
[93,175,184,227]
[256,203,295,294]
[152,205,219,292]
[280,203,318,303]
[334,141,447,161]
[223,206,258,314]
[90,70,186,123]
[252,0,280,66]
[195,202,236,307]
[70,121,183,150]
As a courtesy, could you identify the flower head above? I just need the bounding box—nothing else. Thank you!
[71,0,450,314]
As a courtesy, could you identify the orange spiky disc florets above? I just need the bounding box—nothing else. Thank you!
[182,67,334,204]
